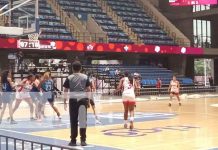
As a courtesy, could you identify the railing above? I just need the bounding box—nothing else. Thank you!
[0,130,76,150]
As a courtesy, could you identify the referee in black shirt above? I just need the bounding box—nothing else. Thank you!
[63,61,91,146]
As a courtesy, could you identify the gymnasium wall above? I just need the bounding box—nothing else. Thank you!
[185,56,195,79]
[168,55,187,76]
[0,51,10,71]
[211,20,218,48]
[214,59,218,85]
[157,0,194,44]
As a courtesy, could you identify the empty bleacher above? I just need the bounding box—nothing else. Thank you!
[87,64,194,87]
[1,0,182,45]
[0,0,7,9]
[105,0,176,45]
[56,0,132,43]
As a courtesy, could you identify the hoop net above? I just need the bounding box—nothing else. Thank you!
[28,33,39,40]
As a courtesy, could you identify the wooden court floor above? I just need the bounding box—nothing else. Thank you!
[1,96,218,150]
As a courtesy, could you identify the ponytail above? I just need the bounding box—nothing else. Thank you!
[128,75,134,85]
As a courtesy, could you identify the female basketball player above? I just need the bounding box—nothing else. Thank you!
[168,75,181,107]
[40,72,61,119]
[134,75,141,96]
[12,74,35,120]
[30,74,41,120]
[88,73,101,124]
[117,72,136,130]
[0,70,16,124]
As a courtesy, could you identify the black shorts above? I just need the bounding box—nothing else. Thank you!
[48,97,55,103]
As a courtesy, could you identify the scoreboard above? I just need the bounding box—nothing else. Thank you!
[169,0,217,6]
[18,39,40,49]
[17,39,57,50]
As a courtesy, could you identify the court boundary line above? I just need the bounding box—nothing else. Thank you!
[0,129,122,150]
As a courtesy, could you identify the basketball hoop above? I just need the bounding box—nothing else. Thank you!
[28,33,39,40]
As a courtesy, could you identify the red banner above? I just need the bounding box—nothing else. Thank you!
[170,0,217,6]
[0,38,204,55]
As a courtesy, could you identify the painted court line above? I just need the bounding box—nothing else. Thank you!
[210,104,218,107]
[0,129,83,150]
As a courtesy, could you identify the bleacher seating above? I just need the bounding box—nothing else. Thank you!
[6,0,76,41]
[0,0,7,7]
[1,0,178,45]
[105,0,176,45]
[89,64,194,87]
[56,0,133,44]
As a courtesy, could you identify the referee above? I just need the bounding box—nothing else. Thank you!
[63,61,91,146]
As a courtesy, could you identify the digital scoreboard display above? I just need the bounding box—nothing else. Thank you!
[169,0,217,6]
[17,39,40,49]
[17,39,57,50]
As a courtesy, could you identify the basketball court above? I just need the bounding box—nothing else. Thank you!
[1,94,218,150]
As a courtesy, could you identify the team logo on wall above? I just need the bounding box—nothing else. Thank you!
[50,41,56,49]
[124,45,129,52]
[87,44,94,51]
[155,46,161,53]
[181,47,187,54]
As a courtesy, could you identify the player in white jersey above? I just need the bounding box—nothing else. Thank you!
[117,72,136,130]
[168,75,181,107]
[88,73,101,124]
[12,74,35,120]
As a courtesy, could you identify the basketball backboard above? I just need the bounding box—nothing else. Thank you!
[0,0,39,36]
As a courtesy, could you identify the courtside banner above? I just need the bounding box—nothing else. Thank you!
[169,0,217,6]
[0,38,204,55]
